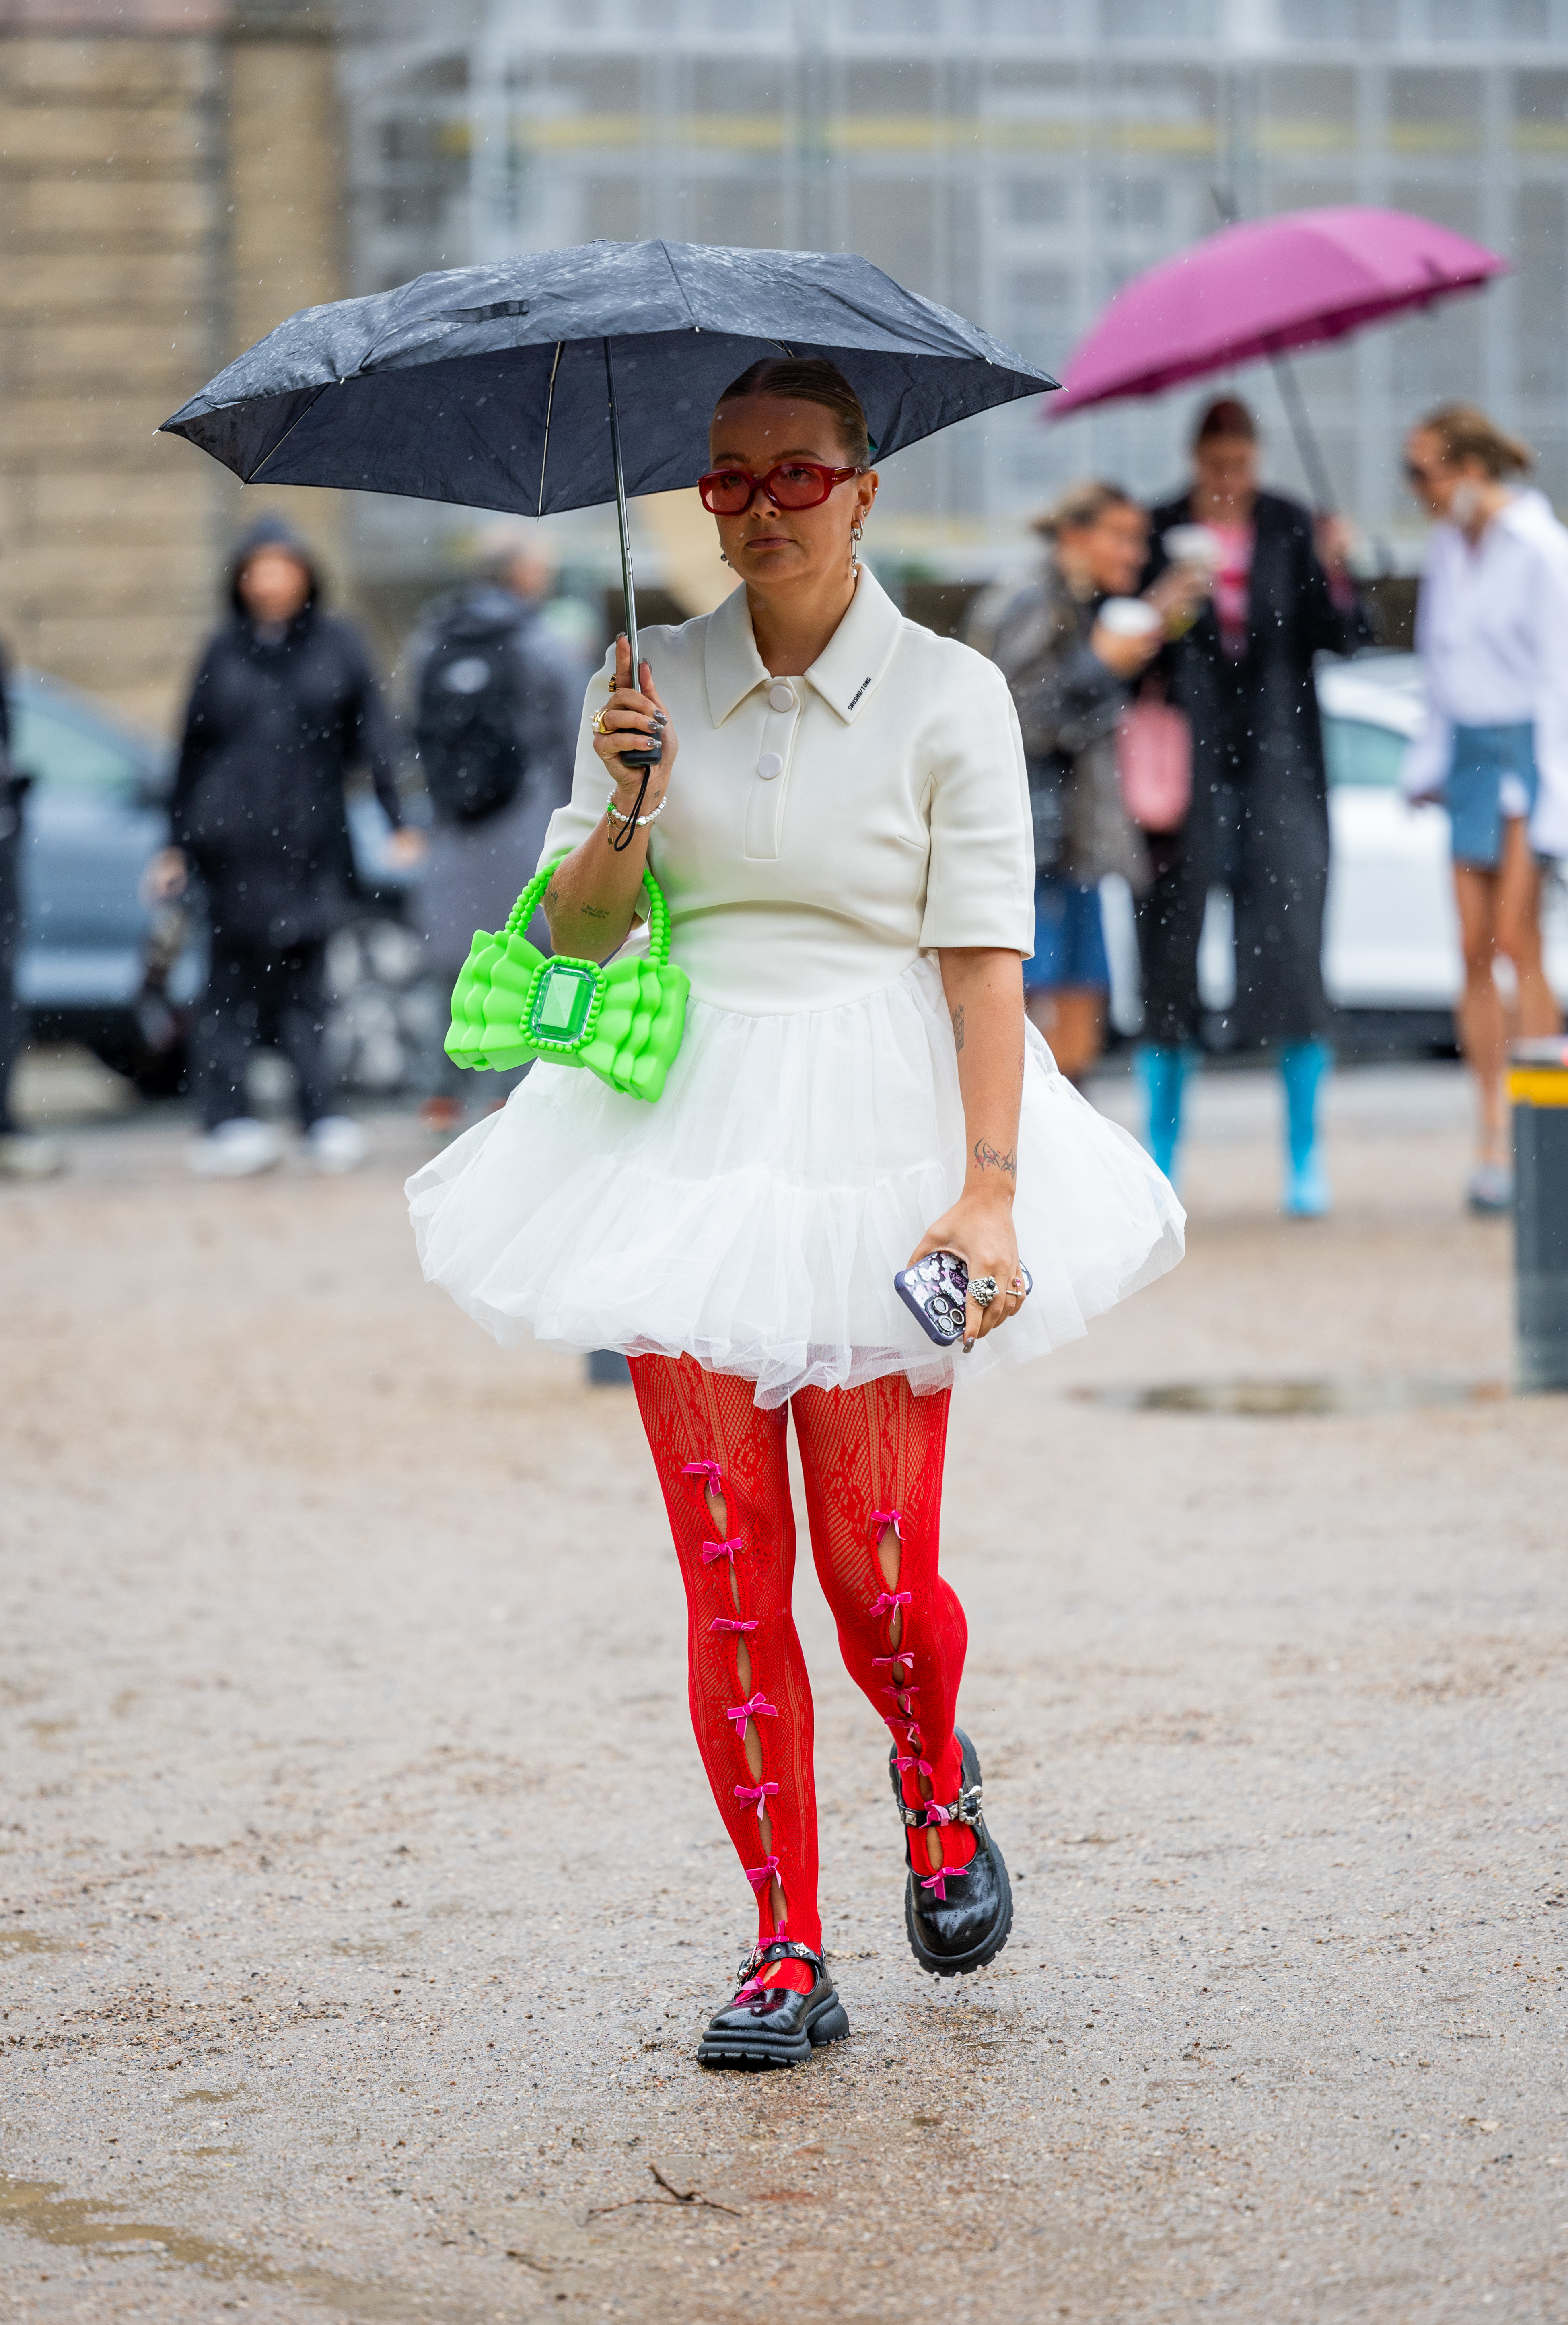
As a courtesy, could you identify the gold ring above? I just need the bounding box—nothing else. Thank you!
[591,709,607,735]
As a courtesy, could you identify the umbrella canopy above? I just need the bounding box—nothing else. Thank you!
[161,239,1055,512]
[1048,206,1506,416]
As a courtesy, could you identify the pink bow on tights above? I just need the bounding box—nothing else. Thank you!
[868,1590,912,1619]
[726,1692,778,1738]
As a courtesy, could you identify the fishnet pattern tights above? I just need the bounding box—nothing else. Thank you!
[629,1357,970,1994]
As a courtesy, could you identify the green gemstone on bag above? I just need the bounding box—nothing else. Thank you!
[529,959,597,1042]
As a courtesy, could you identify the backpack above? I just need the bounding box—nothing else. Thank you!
[414,597,529,824]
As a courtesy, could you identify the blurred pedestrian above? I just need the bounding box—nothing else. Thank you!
[403,518,586,1132]
[1401,404,1568,1215]
[967,481,1197,1087]
[1138,396,1368,1212]
[0,633,63,1180]
[150,519,420,1178]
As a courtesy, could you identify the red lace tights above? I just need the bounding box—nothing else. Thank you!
[628,1357,971,1989]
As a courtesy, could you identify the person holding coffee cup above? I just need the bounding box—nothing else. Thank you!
[1136,397,1367,1211]
[967,480,1199,1085]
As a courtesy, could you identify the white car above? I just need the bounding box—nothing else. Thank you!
[1103,652,1568,1046]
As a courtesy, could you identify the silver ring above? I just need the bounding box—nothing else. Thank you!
[969,1275,998,1309]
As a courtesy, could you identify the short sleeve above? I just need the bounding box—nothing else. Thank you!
[536,646,651,920]
[918,647,1035,953]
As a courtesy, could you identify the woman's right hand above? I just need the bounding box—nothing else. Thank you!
[591,632,677,811]
[1089,619,1161,680]
[146,846,188,902]
[1148,559,1210,636]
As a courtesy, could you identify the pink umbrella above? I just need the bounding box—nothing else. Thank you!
[1048,206,1508,501]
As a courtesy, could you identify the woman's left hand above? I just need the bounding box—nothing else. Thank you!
[909,1191,1025,1350]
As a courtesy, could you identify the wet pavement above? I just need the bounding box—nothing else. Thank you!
[1,1056,1564,2324]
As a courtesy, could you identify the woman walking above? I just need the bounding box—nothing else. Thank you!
[1137,397,1366,1211]
[1401,404,1568,1213]
[153,519,419,1176]
[410,360,1182,2067]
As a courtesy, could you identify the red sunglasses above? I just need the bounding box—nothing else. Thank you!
[697,460,863,515]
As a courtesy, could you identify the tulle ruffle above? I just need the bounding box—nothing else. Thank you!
[407,956,1184,1408]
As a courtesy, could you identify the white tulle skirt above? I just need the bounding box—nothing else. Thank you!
[407,956,1184,1408]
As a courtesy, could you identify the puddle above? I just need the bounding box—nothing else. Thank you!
[0,2176,256,2279]
[1072,1376,1508,1418]
[0,2173,490,2320]
[0,1932,62,1955]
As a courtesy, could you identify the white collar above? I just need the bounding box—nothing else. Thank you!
[702,566,905,728]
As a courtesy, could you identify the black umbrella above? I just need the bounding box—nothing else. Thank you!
[161,239,1056,694]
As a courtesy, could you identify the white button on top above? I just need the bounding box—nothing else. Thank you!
[756,750,784,780]
[767,680,796,713]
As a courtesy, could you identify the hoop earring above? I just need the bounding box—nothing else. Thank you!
[850,520,864,571]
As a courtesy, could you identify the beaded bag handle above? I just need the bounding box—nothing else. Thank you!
[502,857,670,966]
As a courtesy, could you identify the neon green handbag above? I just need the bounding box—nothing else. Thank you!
[444,859,689,1102]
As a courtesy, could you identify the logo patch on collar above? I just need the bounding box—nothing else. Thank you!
[847,676,872,710]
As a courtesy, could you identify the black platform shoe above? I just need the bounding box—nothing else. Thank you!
[891,1726,1013,1977]
[695,1938,851,2070]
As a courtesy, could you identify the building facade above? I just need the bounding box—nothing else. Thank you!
[341,0,1568,587]
[0,0,345,726]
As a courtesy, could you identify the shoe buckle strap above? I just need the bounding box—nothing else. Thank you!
[897,1777,984,1831]
[736,1936,824,1985]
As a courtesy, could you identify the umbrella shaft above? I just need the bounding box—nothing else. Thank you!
[604,336,640,675]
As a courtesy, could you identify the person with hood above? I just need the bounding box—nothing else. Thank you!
[1401,403,1568,1212]
[1136,396,1368,1214]
[402,517,586,1132]
[150,519,419,1176]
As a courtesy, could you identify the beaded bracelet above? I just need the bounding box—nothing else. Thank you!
[605,789,667,829]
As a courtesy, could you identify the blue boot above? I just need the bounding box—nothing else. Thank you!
[1280,1038,1332,1217]
[1134,1043,1190,1184]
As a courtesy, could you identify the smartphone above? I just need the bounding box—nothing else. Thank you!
[894,1251,1032,1347]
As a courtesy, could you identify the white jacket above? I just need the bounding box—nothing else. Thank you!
[1403,488,1568,857]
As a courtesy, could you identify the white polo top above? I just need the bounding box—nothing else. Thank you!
[537,566,1034,1016]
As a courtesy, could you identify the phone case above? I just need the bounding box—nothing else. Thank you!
[894,1252,1032,1347]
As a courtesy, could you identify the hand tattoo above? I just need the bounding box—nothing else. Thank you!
[973,1138,1017,1178]
[951,1005,965,1054]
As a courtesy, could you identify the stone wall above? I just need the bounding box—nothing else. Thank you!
[0,1,346,733]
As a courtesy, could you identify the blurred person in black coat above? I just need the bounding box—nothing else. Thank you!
[150,519,421,1177]
[1136,397,1368,1215]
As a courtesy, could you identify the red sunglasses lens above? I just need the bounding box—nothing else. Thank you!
[767,465,835,507]
[700,471,753,514]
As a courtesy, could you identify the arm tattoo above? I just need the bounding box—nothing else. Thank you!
[951,1005,965,1054]
[580,903,610,920]
[973,1138,1017,1178]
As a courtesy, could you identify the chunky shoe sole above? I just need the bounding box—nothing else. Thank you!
[695,1989,850,2071]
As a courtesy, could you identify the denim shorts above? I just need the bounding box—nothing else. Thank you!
[1024,875,1109,993]
[1447,723,1538,869]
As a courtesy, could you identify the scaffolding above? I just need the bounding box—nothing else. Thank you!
[337,0,1568,586]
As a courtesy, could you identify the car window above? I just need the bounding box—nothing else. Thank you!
[1323,715,1406,790]
[9,693,147,793]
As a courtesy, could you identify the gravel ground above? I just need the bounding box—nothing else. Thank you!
[1,1061,1564,2325]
